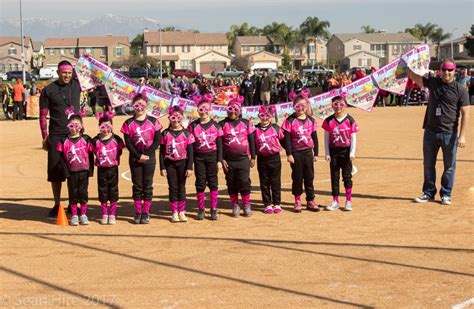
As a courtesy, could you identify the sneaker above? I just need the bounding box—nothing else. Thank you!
[133,214,142,224]
[108,215,116,225]
[232,205,240,217]
[178,212,188,222]
[414,194,433,203]
[326,200,340,211]
[243,205,252,217]
[307,200,320,212]
[343,201,353,211]
[171,212,180,223]
[197,209,205,220]
[273,205,282,214]
[70,215,79,226]
[264,205,274,214]
[79,215,89,225]
[210,209,219,220]
[48,205,59,218]
[441,196,452,205]
[100,215,108,225]
[140,213,150,224]
[294,201,302,213]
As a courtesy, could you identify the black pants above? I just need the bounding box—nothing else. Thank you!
[98,166,119,203]
[130,159,155,201]
[243,93,253,107]
[47,135,67,183]
[13,101,23,120]
[329,147,352,196]
[225,157,251,195]
[194,152,218,192]
[165,159,187,202]
[67,170,89,204]
[290,149,315,200]
[257,154,281,206]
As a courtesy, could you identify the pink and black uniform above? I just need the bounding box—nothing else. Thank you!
[121,116,162,216]
[322,114,359,202]
[219,117,256,207]
[281,113,319,203]
[56,134,94,217]
[159,128,195,213]
[91,134,125,217]
[188,119,223,211]
[255,123,284,207]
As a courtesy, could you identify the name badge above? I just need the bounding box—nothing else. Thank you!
[436,107,441,116]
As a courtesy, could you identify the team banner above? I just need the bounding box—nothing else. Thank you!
[213,86,238,105]
[242,106,264,125]
[372,58,409,95]
[309,88,340,119]
[104,71,141,108]
[75,54,112,91]
[173,97,199,128]
[211,105,228,122]
[402,44,430,76]
[341,75,379,112]
[138,85,173,117]
[273,102,294,124]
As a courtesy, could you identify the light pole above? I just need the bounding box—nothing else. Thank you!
[450,27,458,59]
[145,17,162,78]
[20,0,26,82]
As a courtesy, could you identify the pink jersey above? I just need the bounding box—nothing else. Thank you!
[255,124,284,156]
[219,118,255,158]
[188,120,223,154]
[56,135,91,172]
[161,129,195,161]
[91,134,125,167]
[120,116,162,153]
[281,114,318,152]
[322,114,359,148]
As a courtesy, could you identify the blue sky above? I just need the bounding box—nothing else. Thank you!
[1,0,472,37]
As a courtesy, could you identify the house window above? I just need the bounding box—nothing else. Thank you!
[217,45,222,50]
[60,49,65,55]
[353,45,362,50]
[256,46,265,52]
[182,45,190,53]
[85,48,92,54]
[8,47,17,55]
[307,45,316,54]
[243,46,250,52]
[370,44,386,57]
[392,45,400,55]
[180,60,192,70]
[115,47,123,57]
[200,45,205,50]
[70,48,75,55]
[48,49,54,55]
[101,48,107,56]
[166,46,175,53]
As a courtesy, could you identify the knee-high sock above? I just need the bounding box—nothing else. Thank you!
[110,202,117,216]
[241,194,250,206]
[196,192,205,210]
[170,201,178,213]
[134,200,142,214]
[210,190,218,210]
[345,188,352,202]
[229,194,238,206]
[80,203,87,216]
[143,200,152,214]
[101,202,107,216]
[178,200,186,212]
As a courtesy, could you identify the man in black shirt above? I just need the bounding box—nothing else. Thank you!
[39,60,81,217]
[410,59,470,205]
[239,73,255,106]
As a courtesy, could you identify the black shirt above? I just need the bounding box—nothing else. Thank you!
[422,75,469,133]
[40,79,81,136]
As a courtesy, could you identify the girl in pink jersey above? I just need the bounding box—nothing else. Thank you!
[160,105,195,223]
[323,96,359,211]
[281,92,320,212]
[219,96,256,217]
[121,94,162,224]
[188,94,223,220]
[56,112,94,226]
[91,112,125,224]
[255,105,284,214]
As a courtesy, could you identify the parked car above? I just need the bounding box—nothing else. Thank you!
[300,65,334,76]
[211,67,244,78]
[173,69,201,78]
[254,68,284,77]
[39,67,59,80]
[6,70,39,81]
[1,72,7,81]
[148,68,167,78]
[123,67,148,79]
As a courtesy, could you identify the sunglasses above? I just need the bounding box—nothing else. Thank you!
[332,101,346,108]
[132,101,147,110]
[294,104,306,111]
[169,114,183,122]
[198,105,210,113]
[67,123,82,130]
[227,106,241,113]
[441,68,454,72]
[99,123,113,131]
[258,113,272,120]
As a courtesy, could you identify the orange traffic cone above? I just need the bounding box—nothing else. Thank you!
[57,204,68,226]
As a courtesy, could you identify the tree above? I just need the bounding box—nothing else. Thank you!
[162,26,179,32]
[464,24,474,57]
[299,16,331,39]
[130,34,143,56]
[361,25,376,33]
[429,27,451,60]
[226,22,262,50]
[405,23,438,43]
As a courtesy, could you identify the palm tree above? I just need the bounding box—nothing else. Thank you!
[430,27,451,60]
[405,23,438,43]
[162,26,179,32]
[299,16,331,39]
[361,25,376,33]
[226,22,262,50]
[262,22,302,70]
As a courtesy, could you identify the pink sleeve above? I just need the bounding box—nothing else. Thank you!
[160,132,166,145]
[187,124,194,135]
[312,118,318,132]
[188,134,195,144]
[321,119,330,131]
[247,121,256,134]
[120,122,129,135]
[278,126,285,139]
[56,141,63,152]
[154,119,163,131]
[281,119,291,132]
[88,142,94,152]
[39,108,49,140]
[351,122,360,133]
[217,126,224,137]
[118,139,125,150]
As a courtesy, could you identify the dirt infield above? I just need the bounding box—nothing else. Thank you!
[0,106,472,308]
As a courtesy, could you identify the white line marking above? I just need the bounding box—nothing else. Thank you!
[452,298,474,309]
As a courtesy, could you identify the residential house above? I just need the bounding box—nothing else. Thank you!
[327,32,422,70]
[143,30,231,75]
[0,36,34,73]
[77,36,130,66]
[43,38,78,68]
[439,35,473,60]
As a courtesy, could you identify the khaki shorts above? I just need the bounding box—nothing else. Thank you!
[260,91,271,104]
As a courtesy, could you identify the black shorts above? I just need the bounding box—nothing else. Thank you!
[47,135,67,183]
